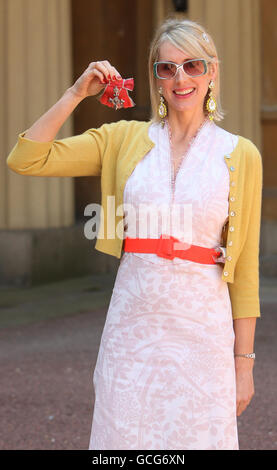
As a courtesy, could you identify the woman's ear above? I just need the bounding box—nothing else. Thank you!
[209,60,218,81]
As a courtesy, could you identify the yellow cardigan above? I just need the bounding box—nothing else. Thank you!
[6,119,263,320]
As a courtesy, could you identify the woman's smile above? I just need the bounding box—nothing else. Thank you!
[173,87,196,98]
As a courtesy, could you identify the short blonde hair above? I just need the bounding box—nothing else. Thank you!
[148,17,225,123]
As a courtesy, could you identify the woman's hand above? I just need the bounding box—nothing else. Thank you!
[235,357,255,416]
[69,60,122,100]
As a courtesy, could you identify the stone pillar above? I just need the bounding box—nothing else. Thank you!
[0,0,103,286]
[1,0,74,232]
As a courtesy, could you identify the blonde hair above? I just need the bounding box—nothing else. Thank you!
[148,17,225,123]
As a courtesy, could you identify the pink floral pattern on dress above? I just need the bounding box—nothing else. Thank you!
[89,119,239,450]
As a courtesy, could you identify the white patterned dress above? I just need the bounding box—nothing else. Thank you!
[88,118,239,450]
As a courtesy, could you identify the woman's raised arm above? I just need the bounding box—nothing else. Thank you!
[23,87,85,143]
[6,61,122,177]
[24,60,121,142]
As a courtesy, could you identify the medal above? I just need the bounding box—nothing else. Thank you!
[97,77,135,110]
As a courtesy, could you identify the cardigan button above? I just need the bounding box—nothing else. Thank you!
[227,256,232,261]
[230,196,235,202]
[228,241,233,246]
[230,211,235,216]
[231,181,235,187]
[225,154,231,159]
[229,226,235,232]
[223,271,229,276]
[230,166,235,171]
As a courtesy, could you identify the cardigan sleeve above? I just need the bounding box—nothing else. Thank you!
[6,122,118,177]
[228,143,263,320]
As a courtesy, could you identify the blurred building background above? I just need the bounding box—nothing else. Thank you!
[0,0,276,286]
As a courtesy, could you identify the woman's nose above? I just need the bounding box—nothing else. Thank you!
[175,67,187,82]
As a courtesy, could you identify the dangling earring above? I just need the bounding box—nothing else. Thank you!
[206,80,217,121]
[158,87,167,127]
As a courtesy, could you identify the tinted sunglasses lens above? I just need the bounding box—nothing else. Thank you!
[156,62,176,78]
[183,60,205,76]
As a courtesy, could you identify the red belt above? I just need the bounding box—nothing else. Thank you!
[123,235,222,265]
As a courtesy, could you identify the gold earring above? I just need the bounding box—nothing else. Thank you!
[158,87,167,126]
[206,80,217,121]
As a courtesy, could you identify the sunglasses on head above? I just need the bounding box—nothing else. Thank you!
[153,59,208,79]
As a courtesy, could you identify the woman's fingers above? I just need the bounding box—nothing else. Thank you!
[236,389,254,416]
[236,398,250,416]
[94,61,110,81]
[90,60,122,81]
[89,68,106,84]
[101,60,122,79]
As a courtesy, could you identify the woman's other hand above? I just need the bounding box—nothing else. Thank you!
[235,357,255,416]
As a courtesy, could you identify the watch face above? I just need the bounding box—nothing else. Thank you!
[236,353,255,359]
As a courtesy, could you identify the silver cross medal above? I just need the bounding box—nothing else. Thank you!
[108,86,125,110]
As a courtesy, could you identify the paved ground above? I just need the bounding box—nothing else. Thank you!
[0,273,276,450]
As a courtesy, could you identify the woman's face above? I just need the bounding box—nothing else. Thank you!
[156,40,217,118]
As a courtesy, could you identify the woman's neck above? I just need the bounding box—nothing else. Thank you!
[167,111,208,144]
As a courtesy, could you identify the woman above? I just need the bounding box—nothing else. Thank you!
[6,18,262,450]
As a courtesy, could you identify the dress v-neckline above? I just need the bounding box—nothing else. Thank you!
[165,118,211,192]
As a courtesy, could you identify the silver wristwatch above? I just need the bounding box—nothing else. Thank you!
[234,353,255,359]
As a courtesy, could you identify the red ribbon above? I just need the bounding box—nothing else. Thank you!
[98,77,135,110]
